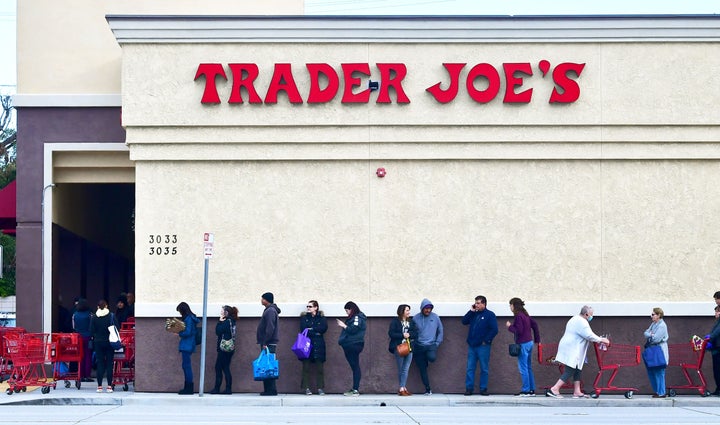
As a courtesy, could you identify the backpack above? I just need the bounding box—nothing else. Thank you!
[195,323,202,345]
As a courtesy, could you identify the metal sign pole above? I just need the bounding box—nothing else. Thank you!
[198,256,209,397]
[198,232,213,397]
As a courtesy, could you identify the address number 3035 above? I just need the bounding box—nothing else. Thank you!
[148,234,178,255]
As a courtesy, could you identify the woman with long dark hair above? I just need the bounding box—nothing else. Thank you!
[300,300,328,395]
[336,301,366,396]
[505,297,540,396]
[176,301,200,395]
[388,304,418,396]
[89,299,116,393]
[210,305,238,394]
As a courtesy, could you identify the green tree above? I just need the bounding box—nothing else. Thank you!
[0,234,15,297]
[0,94,16,296]
[1,94,16,189]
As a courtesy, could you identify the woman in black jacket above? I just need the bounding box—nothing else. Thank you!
[210,305,238,394]
[89,299,117,393]
[300,300,328,395]
[336,301,367,396]
[388,304,418,396]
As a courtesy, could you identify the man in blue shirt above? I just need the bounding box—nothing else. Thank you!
[462,295,498,396]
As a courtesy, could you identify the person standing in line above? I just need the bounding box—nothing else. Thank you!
[89,299,116,393]
[412,298,443,395]
[707,305,720,396]
[176,301,200,395]
[72,298,94,382]
[388,304,418,396]
[300,300,328,395]
[257,292,281,396]
[714,291,720,307]
[547,305,610,398]
[505,297,540,397]
[337,301,366,396]
[114,294,131,325]
[462,295,498,396]
[210,305,238,395]
[643,307,669,398]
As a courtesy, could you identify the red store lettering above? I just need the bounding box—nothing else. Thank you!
[194,61,585,105]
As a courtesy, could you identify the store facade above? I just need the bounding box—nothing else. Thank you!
[17,13,720,394]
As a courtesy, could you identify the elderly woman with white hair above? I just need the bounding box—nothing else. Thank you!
[546,305,610,399]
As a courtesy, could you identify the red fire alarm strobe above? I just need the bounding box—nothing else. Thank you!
[376,167,386,178]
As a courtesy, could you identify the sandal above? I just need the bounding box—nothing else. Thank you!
[545,389,563,399]
[572,393,590,399]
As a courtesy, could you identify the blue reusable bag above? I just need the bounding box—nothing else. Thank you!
[253,347,279,381]
[642,345,666,368]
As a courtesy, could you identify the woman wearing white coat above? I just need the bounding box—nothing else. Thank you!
[546,306,610,398]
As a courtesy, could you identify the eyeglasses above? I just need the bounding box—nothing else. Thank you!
[306,305,315,308]
[651,313,658,316]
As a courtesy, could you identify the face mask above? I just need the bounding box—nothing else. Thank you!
[587,315,593,322]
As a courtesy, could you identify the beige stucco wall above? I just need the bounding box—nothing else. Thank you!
[134,159,720,307]
[119,42,720,128]
[125,39,720,310]
[16,0,304,93]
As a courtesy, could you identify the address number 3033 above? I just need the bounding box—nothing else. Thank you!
[148,234,178,255]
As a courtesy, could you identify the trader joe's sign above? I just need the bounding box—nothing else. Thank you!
[195,61,585,105]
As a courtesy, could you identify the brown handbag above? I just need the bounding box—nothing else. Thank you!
[396,338,411,357]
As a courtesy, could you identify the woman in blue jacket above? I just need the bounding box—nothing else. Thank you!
[336,301,366,396]
[176,301,199,395]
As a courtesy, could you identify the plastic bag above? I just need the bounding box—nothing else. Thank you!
[253,347,279,381]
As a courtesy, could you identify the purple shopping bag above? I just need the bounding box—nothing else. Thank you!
[291,328,312,360]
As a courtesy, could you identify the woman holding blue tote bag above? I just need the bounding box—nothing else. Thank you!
[643,307,669,398]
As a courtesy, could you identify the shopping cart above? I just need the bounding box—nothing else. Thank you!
[0,327,26,382]
[112,329,135,391]
[50,333,83,390]
[590,341,641,399]
[4,332,56,395]
[536,343,580,391]
[667,340,711,397]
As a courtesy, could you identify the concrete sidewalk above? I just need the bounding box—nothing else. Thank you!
[0,382,718,407]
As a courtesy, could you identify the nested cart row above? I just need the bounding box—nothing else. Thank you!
[1,327,135,395]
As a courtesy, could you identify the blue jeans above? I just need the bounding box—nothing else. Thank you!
[395,352,413,388]
[517,341,536,392]
[465,344,491,391]
[181,351,193,383]
[646,366,666,396]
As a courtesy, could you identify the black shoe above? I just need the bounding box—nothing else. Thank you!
[209,388,220,394]
[711,390,720,396]
[464,389,473,396]
[479,389,489,396]
[221,389,232,395]
[260,391,277,396]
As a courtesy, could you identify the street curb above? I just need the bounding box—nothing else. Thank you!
[1,392,715,407]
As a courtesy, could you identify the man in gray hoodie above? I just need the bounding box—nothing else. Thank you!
[412,298,444,395]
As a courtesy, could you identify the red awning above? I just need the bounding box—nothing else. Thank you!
[0,180,17,233]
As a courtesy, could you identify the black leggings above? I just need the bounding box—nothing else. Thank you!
[214,350,234,390]
[94,342,114,387]
[342,343,364,391]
